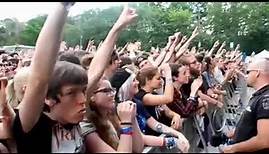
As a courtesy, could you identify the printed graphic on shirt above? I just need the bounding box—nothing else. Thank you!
[51,124,84,153]
[245,106,252,112]
[262,96,269,110]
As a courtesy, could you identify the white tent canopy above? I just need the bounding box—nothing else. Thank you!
[246,49,269,63]
[253,49,269,60]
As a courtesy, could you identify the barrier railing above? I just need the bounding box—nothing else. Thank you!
[142,78,249,153]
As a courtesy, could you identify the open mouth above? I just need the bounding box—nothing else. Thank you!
[79,108,86,114]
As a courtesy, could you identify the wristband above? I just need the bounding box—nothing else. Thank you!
[188,96,198,102]
[120,122,132,126]
[166,77,173,85]
[120,126,133,135]
[164,137,176,149]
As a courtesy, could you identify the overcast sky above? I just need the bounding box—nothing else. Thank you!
[0,2,127,22]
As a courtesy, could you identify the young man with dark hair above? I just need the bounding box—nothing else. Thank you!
[12,3,89,153]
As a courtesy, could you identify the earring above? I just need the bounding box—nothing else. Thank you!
[90,96,95,102]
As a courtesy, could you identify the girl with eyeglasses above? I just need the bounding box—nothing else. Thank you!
[82,79,144,153]
[110,65,190,152]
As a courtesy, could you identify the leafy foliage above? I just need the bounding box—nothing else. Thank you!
[1,2,269,55]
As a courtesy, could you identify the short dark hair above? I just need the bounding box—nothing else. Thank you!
[170,63,184,81]
[109,50,119,65]
[44,61,88,112]
[58,52,81,65]
[135,53,149,66]
[204,56,213,71]
[119,56,132,68]
[195,54,204,63]
[9,53,19,57]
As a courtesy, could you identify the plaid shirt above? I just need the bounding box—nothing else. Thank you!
[167,87,199,118]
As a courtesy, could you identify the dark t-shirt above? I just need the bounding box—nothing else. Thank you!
[135,89,160,120]
[134,89,166,136]
[13,110,85,153]
[13,110,53,153]
[233,85,269,152]
[133,98,151,134]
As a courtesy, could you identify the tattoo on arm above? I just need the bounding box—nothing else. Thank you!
[155,123,163,133]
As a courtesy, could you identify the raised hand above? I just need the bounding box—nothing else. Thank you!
[168,35,176,44]
[171,114,182,130]
[0,77,8,110]
[174,32,182,38]
[176,133,190,153]
[159,63,171,75]
[0,115,12,139]
[61,2,75,11]
[221,41,226,48]
[216,101,224,108]
[213,40,220,48]
[114,4,138,30]
[181,35,188,44]
[191,76,203,94]
[117,101,136,123]
[191,27,199,38]
[225,68,236,81]
[235,44,240,51]
[173,32,182,43]
[190,46,197,54]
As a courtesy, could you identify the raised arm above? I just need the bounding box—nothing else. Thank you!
[214,41,226,57]
[0,77,15,139]
[151,48,167,67]
[151,35,174,67]
[206,40,220,57]
[175,35,187,52]
[143,64,174,106]
[19,3,72,133]
[86,6,138,96]
[162,32,182,64]
[175,27,199,61]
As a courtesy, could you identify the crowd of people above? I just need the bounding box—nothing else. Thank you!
[0,2,268,153]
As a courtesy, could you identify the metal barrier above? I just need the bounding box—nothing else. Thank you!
[142,78,251,153]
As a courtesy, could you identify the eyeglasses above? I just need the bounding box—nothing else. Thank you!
[189,60,198,65]
[93,87,116,96]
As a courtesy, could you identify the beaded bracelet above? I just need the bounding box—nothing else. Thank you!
[120,126,133,135]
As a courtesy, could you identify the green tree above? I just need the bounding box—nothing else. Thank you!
[18,15,47,46]
[63,23,82,47]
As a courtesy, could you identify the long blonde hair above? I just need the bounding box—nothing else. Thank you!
[86,80,120,150]
[7,67,30,108]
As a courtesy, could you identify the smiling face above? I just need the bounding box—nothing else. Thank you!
[92,80,116,113]
[129,77,139,97]
[176,66,190,84]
